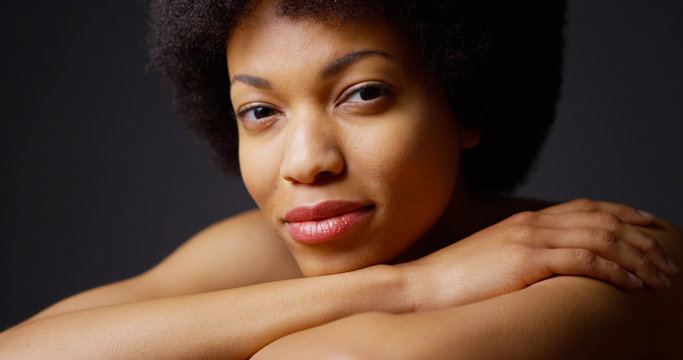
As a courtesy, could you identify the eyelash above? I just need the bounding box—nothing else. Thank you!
[235,81,393,127]
[339,81,391,105]
[236,103,280,123]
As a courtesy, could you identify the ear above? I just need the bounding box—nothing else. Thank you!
[459,127,481,149]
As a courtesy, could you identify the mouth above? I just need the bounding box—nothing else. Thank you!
[284,201,374,244]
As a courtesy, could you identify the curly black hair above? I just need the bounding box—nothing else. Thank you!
[147,0,566,195]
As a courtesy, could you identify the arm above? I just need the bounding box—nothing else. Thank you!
[253,218,683,360]
[0,210,413,359]
[0,263,408,359]
[0,202,675,359]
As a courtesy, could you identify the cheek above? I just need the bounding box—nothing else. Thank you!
[238,138,280,209]
[353,105,461,191]
[347,104,461,241]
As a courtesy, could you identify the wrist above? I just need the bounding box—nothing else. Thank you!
[390,262,425,313]
[355,264,416,314]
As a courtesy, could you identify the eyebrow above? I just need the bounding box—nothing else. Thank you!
[320,50,393,79]
[231,74,272,89]
[230,49,393,89]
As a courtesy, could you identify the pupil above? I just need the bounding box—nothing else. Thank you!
[359,87,381,100]
[254,106,272,118]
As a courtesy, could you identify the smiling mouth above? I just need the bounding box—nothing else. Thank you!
[284,201,374,244]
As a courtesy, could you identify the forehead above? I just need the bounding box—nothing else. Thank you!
[226,1,420,77]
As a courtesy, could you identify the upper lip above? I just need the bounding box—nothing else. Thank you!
[283,201,372,222]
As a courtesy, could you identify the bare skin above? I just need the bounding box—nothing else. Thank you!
[1,1,680,359]
[1,199,679,359]
[253,215,683,360]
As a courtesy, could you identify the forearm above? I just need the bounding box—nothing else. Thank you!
[255,277,676,360]
[255,219,683,360]
[0,264,408,360]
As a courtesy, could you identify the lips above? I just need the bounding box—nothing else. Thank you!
[284,201,373,243]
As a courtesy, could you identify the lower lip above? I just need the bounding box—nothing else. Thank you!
[287,208,370,244]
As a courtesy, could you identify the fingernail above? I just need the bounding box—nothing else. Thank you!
[658,271,671,287]
[667,258,679,274]
[627,272,643,288]
[637,209,654,219]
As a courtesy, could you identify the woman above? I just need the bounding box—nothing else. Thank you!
[1,0,681,358]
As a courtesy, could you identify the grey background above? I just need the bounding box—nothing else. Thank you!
[1,1,681,328]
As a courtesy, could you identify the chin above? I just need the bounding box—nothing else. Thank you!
[294,251,386,277]
[297,259,365,277]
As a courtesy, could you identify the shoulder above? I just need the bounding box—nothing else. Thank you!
[465,217,682,358]
[145,209,303,296]
[435,217,683,358]
[26,210,303,321]
[193,209,284,247]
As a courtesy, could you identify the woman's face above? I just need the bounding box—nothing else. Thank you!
[227,1,478,276]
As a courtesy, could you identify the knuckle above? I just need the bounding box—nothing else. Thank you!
[571,198,595,210]
[509,211,537,225]
[511,224,535,240]
[609,263,626,281]
[633,252,650,272]
[606,260,621,274]
[573,249,597,267]
[640,236,659,253]
[594,211,621,230]
[593,229,618,249]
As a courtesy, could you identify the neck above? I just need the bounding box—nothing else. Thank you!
[391,183,553,264]
[391,180,483,263]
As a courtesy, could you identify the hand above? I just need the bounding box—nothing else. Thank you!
[398,198,678,311]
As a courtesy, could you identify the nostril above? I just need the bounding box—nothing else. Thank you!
[280,138,345,184]
[315,170,337,181]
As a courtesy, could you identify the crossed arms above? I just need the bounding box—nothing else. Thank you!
[1,200,681,359]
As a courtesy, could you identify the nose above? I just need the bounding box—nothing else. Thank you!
[280,113,345,184]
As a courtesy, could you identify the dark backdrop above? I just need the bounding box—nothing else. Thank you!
[1,1,681,329]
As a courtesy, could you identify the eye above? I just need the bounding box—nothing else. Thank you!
[336,81,393,116]
[235,103,282,131]
[344,82,390,103]
[238,105,276,121]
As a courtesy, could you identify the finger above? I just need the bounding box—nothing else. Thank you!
[615,225,677,276]
[526,211,675,276]
[540,198,654,226]
[534,248,655,290]
[537,228,671,288]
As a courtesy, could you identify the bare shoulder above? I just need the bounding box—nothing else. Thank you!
[26,210,303,323]
[146,209,303,295]
[442,217,683,358]
[493,217,682,357]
